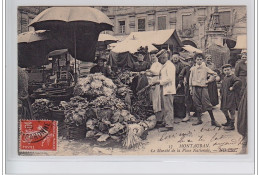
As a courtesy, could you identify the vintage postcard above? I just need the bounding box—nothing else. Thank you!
[17,6,248,156]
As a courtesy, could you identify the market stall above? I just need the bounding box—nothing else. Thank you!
[125,29,184,52]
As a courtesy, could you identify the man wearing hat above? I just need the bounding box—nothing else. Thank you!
[178,55,194,122]
[90,55,112,77]
[153,49,176,131]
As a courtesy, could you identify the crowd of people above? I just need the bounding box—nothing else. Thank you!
[18,46,248,147]
[88,48,247,138]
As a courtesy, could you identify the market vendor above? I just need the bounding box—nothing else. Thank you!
[171,52,185,90]
[132,50,151,72]
[146,50,163,123]
[90,55,112,77]
[152,49,176,131]
[131,48,151,94]
[18,66,34,119]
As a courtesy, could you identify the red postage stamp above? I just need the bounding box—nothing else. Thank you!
[19,120,57,151]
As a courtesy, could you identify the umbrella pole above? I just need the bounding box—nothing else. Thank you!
[74,30,77,83]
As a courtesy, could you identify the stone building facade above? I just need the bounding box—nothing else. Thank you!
[17,6,247,50]
[95,6,247,50]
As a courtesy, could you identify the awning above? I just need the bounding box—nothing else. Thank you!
[98,34,118,42]
[125,29,183,47]
[234,35,247,49]
[183,45,202,53]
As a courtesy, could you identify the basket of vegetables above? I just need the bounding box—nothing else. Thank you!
[61,96,89,139]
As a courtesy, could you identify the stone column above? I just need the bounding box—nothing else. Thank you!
[197,7,207,49]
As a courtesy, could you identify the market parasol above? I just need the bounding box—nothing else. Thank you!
[111,39,157,54]
[29,7,114,62]
[18,30,66,67]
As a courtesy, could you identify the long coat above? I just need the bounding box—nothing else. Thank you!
[220,74,242,111]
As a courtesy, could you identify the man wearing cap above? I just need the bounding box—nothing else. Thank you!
[178,56,194,122]
[153,49,176,131]
[171,52,185,88]
[90,55,112,77]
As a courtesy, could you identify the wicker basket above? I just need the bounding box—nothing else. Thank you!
[50,109,66,136]
[62,122,86,140]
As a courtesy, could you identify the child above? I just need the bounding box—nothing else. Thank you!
[189,53,221,127]
[221,64,242,130]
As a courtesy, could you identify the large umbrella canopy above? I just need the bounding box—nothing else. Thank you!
[111,39,157,54]
[29,7,114,62]
[18,30,66,68]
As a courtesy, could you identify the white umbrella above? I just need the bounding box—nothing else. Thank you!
[182,45,203,53]
[111,39,157,54]
[98,34,118,42]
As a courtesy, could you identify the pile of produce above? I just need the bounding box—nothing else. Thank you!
[73,73,117,97]
[63,96,89,126]
[85,109,137,143]
[32,98,54,119]
[113,71,137,86]
[89,96,126,110]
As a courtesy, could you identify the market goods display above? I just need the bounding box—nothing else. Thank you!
[63,96,89,126]
[85,109,137,143]
[32,98,54,119]
[113,71,137,86]
[89,96,126,110]
[73,73,117,98]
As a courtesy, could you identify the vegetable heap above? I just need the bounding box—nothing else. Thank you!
[73,73,117,97]
[62,96,89,126]
[85,108,137,143]
[32,98,54,119]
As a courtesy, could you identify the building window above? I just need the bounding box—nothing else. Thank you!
[138,18,145,31]
[118,20,125,34]
[182,14,192,30]
[158,16,166,30]
[219,11,231,26]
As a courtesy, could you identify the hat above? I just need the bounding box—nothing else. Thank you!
[94,55,107,63]
[156,49,168,59]
[222,64,232,69]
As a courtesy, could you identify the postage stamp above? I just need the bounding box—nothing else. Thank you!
[19,120,57,151]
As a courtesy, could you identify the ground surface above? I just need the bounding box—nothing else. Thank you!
[21,104,246,156]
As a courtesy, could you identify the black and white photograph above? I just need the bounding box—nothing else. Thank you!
[17,6,248,156]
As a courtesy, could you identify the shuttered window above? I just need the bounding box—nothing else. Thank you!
[219,11,231,26]
[158,16,166,30]
[182,15,192,30]
[138,18,145,31]
[119,20,125,34]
